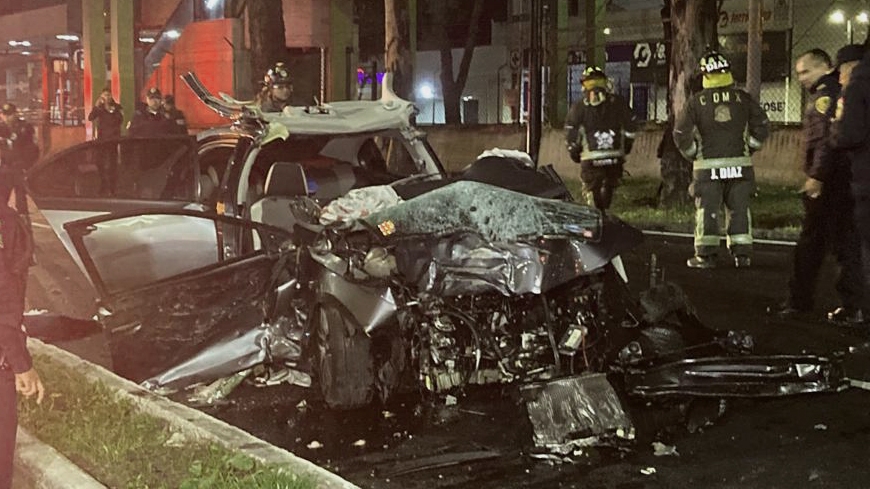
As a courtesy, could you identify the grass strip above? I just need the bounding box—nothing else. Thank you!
[564,177,803,240]
[17,355,315,489]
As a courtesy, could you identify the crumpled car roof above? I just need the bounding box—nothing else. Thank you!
[258,97,417,136]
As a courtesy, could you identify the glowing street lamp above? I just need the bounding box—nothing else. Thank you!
[417,83,436,124]
[829,8,870,43]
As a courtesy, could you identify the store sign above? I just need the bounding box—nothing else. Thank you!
[628,41,668,83]
[718,0,791,33]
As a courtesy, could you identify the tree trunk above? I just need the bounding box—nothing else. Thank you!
[431,0,484,124]
[659,0,718,207]
[247,0,287,90]
[385,0,414,100]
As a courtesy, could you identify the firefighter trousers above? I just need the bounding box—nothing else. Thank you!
[580,162,623,211]
[689,175,754,258]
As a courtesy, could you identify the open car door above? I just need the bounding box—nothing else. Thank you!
[62,208,292,383]
[27,136,201,280]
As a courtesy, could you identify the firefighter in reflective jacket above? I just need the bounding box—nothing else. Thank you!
[565,66,637,210]
[674,51,770,269]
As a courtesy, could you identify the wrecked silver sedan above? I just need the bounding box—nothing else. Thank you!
[26,76,846,458]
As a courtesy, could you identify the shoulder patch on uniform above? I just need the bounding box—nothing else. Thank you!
[815,96,832,115]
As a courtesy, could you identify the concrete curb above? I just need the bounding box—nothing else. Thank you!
[14,428,106,488]
[18,339,359,489]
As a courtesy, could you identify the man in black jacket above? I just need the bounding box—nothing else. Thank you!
[832,45,870,330]
[674,51,770,269]
[771,46,865,324]
[0,201,43,489]
[127,87,175,137]
[87,88,123,140]
[564,66,637,211]
[162,95,188,135]
[0,103,39,226]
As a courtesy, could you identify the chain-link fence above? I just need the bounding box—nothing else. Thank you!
[585,0,865,125]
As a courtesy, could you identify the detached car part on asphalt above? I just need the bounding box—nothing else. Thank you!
[25,73,850,460]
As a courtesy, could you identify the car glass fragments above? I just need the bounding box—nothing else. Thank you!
[363,180,602,242]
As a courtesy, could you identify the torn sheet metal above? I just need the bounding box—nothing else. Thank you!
[414,233,545,296]
[521,374,634,455]
[625,355,846,398]
[142,316,304,393]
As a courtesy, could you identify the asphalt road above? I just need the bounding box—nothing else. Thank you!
[26,210,870,489]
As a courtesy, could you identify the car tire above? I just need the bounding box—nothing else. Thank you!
[315,304,375,409]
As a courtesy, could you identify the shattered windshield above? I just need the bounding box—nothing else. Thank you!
[363,181,601,242]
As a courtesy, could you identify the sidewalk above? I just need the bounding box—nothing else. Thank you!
[13,339,359,489]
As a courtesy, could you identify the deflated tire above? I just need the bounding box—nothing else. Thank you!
[316,305,375,409]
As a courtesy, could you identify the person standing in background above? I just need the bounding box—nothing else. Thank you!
[257,62,294,112]
[831,45,870,332]
[87,88,123,140]
[0,103,39,227]
[0,199,44,489]
[674,50,770,269]
[127,87,175,137]
[564,66,637,211]
[770,46,865,325]
[162,95,188,135]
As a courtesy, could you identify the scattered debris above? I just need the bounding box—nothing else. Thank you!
[652,442,679,457]
[814,423,827,431]
[521,374,633,456]
[255,367,312,387]
[640,467,657,475]
[296,399,307,411]
[306,440,323,449]
[185,369,251,406]
[382,410,396,418]
[459,408,487,416]
[163,431,187,448]
[380,450,502,477]
[445,395,457,406]
[352,439,366,447]
[808,469,820,482]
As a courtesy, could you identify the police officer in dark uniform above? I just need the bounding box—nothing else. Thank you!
[257,62,294,112]
[771,47,866,324]
[127,87,175,137]
[0,200,43,489]
[565,66,637,211]
[832,44,870,330]
[162,95,188,135]
[0,103,39,225]
[675,51,770,269]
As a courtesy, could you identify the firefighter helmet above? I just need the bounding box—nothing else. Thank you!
[264,62,292,87]
[581,66,607,82]
[699,51,731,74]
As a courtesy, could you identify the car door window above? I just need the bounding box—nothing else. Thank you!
[71,212,280,297]
[359,135,420,178]
[29,137,197,201]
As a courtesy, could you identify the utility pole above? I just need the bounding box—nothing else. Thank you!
[746,0,762,100]
[528,0,543,163]
[585,0,606,67]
